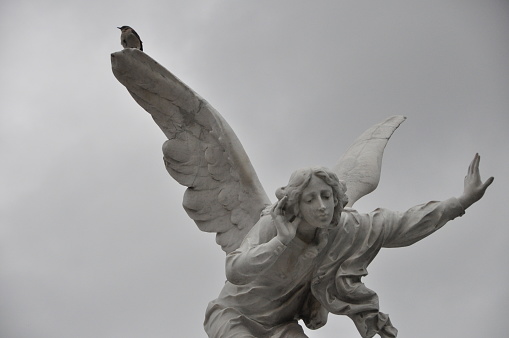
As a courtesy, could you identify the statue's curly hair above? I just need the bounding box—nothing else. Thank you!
[274,167,348,228]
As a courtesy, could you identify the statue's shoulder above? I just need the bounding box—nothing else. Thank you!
[340,207,362,221]
[338,207,371,231]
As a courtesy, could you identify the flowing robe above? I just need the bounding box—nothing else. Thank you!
[204,198,465,338]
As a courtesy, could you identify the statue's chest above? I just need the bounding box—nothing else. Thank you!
[271,240,317,281]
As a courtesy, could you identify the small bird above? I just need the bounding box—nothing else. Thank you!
[118,26,143,51]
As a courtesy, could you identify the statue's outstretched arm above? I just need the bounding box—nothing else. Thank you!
[379,153,493,248]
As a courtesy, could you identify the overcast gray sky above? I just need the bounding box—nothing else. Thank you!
[1,1,508,337]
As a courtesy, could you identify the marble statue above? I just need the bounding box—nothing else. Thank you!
[111,48,493,338]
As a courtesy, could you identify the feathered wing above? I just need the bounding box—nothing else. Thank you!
[111,49,271,253]
[333,115,406,207]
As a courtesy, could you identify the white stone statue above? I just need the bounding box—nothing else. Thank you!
[111,49,493,338]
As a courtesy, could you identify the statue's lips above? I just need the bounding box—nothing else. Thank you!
[314,212,331,224]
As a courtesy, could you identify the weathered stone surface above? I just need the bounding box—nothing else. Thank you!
[112,49,493,337]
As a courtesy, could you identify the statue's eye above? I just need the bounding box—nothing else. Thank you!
[303,196,314,203]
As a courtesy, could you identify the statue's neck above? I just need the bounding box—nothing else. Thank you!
[296,222,318,244]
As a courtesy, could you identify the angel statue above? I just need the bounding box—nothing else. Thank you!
[111,49,493,338]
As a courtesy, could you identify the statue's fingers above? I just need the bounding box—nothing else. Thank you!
[468,153,478,175]
[270,201,278,217]
[274,196,287,214]
[481,176,494,190]
[474,153,481,173]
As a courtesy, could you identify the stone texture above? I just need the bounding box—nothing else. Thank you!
[112,49,493,337]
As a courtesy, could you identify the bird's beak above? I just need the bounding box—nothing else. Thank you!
[117,27,121,29]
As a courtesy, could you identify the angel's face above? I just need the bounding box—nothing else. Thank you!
[299,175,336,228]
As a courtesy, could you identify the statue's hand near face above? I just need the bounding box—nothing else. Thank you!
[458,153,494,209]
[271,196,301,245]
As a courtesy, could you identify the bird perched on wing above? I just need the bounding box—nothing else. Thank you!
[118,26,143,51]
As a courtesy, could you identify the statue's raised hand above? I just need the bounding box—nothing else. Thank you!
[458,153,494,209]
[271,196,301,245]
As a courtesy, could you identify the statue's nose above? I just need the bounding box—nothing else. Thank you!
[318,198,326,210]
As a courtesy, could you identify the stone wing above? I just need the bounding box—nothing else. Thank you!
[111,49,271,253]
[333,115,406,207]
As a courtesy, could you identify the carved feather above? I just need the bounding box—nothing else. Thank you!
[333,115,406,207]
[111,49,271,253]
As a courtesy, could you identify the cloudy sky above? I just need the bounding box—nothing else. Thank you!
[1,1,508,337]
